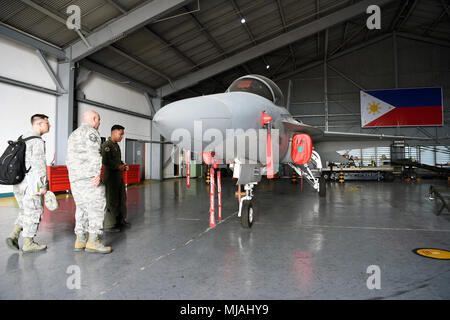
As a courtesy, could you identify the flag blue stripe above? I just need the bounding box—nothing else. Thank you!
[365,88,442,108]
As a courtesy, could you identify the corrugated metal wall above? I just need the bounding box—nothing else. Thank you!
[281,35,450,142]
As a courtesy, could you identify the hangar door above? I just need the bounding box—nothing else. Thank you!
[125,139,145,181]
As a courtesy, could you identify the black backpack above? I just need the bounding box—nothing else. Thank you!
[0,135,42,185]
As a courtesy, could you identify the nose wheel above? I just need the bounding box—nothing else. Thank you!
[240,200,254,228]
[238,183,257,228]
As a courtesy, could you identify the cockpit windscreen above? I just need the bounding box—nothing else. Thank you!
[226,75,285,106]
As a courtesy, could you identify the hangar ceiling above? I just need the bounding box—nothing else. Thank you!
[0,0,449,103]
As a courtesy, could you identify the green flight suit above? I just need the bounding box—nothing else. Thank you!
[101,137,127,229]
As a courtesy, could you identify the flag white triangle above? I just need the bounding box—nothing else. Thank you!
[360,91,395,127]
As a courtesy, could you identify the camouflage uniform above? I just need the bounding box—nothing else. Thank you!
[13,130,46,238]
[66,123,106,236]
[101,137,127,229]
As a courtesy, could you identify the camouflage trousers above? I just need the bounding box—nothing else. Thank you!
[13,179,44,238]
[70,179,106,236]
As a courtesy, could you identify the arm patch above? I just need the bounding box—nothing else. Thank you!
[89,133,98,142]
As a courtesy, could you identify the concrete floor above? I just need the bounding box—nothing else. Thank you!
[0,177,449,300]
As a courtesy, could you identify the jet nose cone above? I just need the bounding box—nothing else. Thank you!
[152,95,232,150]
[152,106,169,130]
[152,103,181,139]
[152,101,188,140]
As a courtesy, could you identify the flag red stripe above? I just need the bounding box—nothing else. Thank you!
[365,106,442,127]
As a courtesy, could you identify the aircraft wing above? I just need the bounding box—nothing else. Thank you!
[282,119,432,143]
[282,119,432,166]
[317,131,432,142]
[281,118,324,138]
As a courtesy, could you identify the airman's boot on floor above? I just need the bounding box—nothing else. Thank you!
[85,233,112,254]
[6,225,22,251]
[104,226,121,233]
[74,234,87,251]
[120,220,131,228]
[22,237,47,253]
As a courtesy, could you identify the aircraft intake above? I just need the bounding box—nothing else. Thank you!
[291,133,313,165]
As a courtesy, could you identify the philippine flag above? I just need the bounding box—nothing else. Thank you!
[361,87,443,127]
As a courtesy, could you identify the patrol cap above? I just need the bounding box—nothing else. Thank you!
[44,191,59,211]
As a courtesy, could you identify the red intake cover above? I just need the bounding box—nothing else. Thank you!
[291,134,313,165]
[202,152,219,168]
[202,152,215,165]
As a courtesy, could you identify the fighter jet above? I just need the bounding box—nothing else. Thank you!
[153,74,428,228]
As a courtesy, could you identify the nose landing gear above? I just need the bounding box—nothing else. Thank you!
[238,183,257,228]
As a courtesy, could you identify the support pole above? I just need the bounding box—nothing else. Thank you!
[55,61,75,165]
[150,98,163,181]
[217,169,222,221]
[324,29,329,132]
[209,167,216,228]
[186,149,190,188]
[286,79,293,111]
[393,32,399,88]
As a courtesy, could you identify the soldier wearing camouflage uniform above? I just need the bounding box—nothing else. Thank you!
[102,124,129,232]
[66,110,111,254]
[6,114,50,253]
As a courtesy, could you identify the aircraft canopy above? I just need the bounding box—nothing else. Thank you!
[226,75,285,106]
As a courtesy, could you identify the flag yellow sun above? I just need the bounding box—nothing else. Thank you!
[367,101,382,115]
